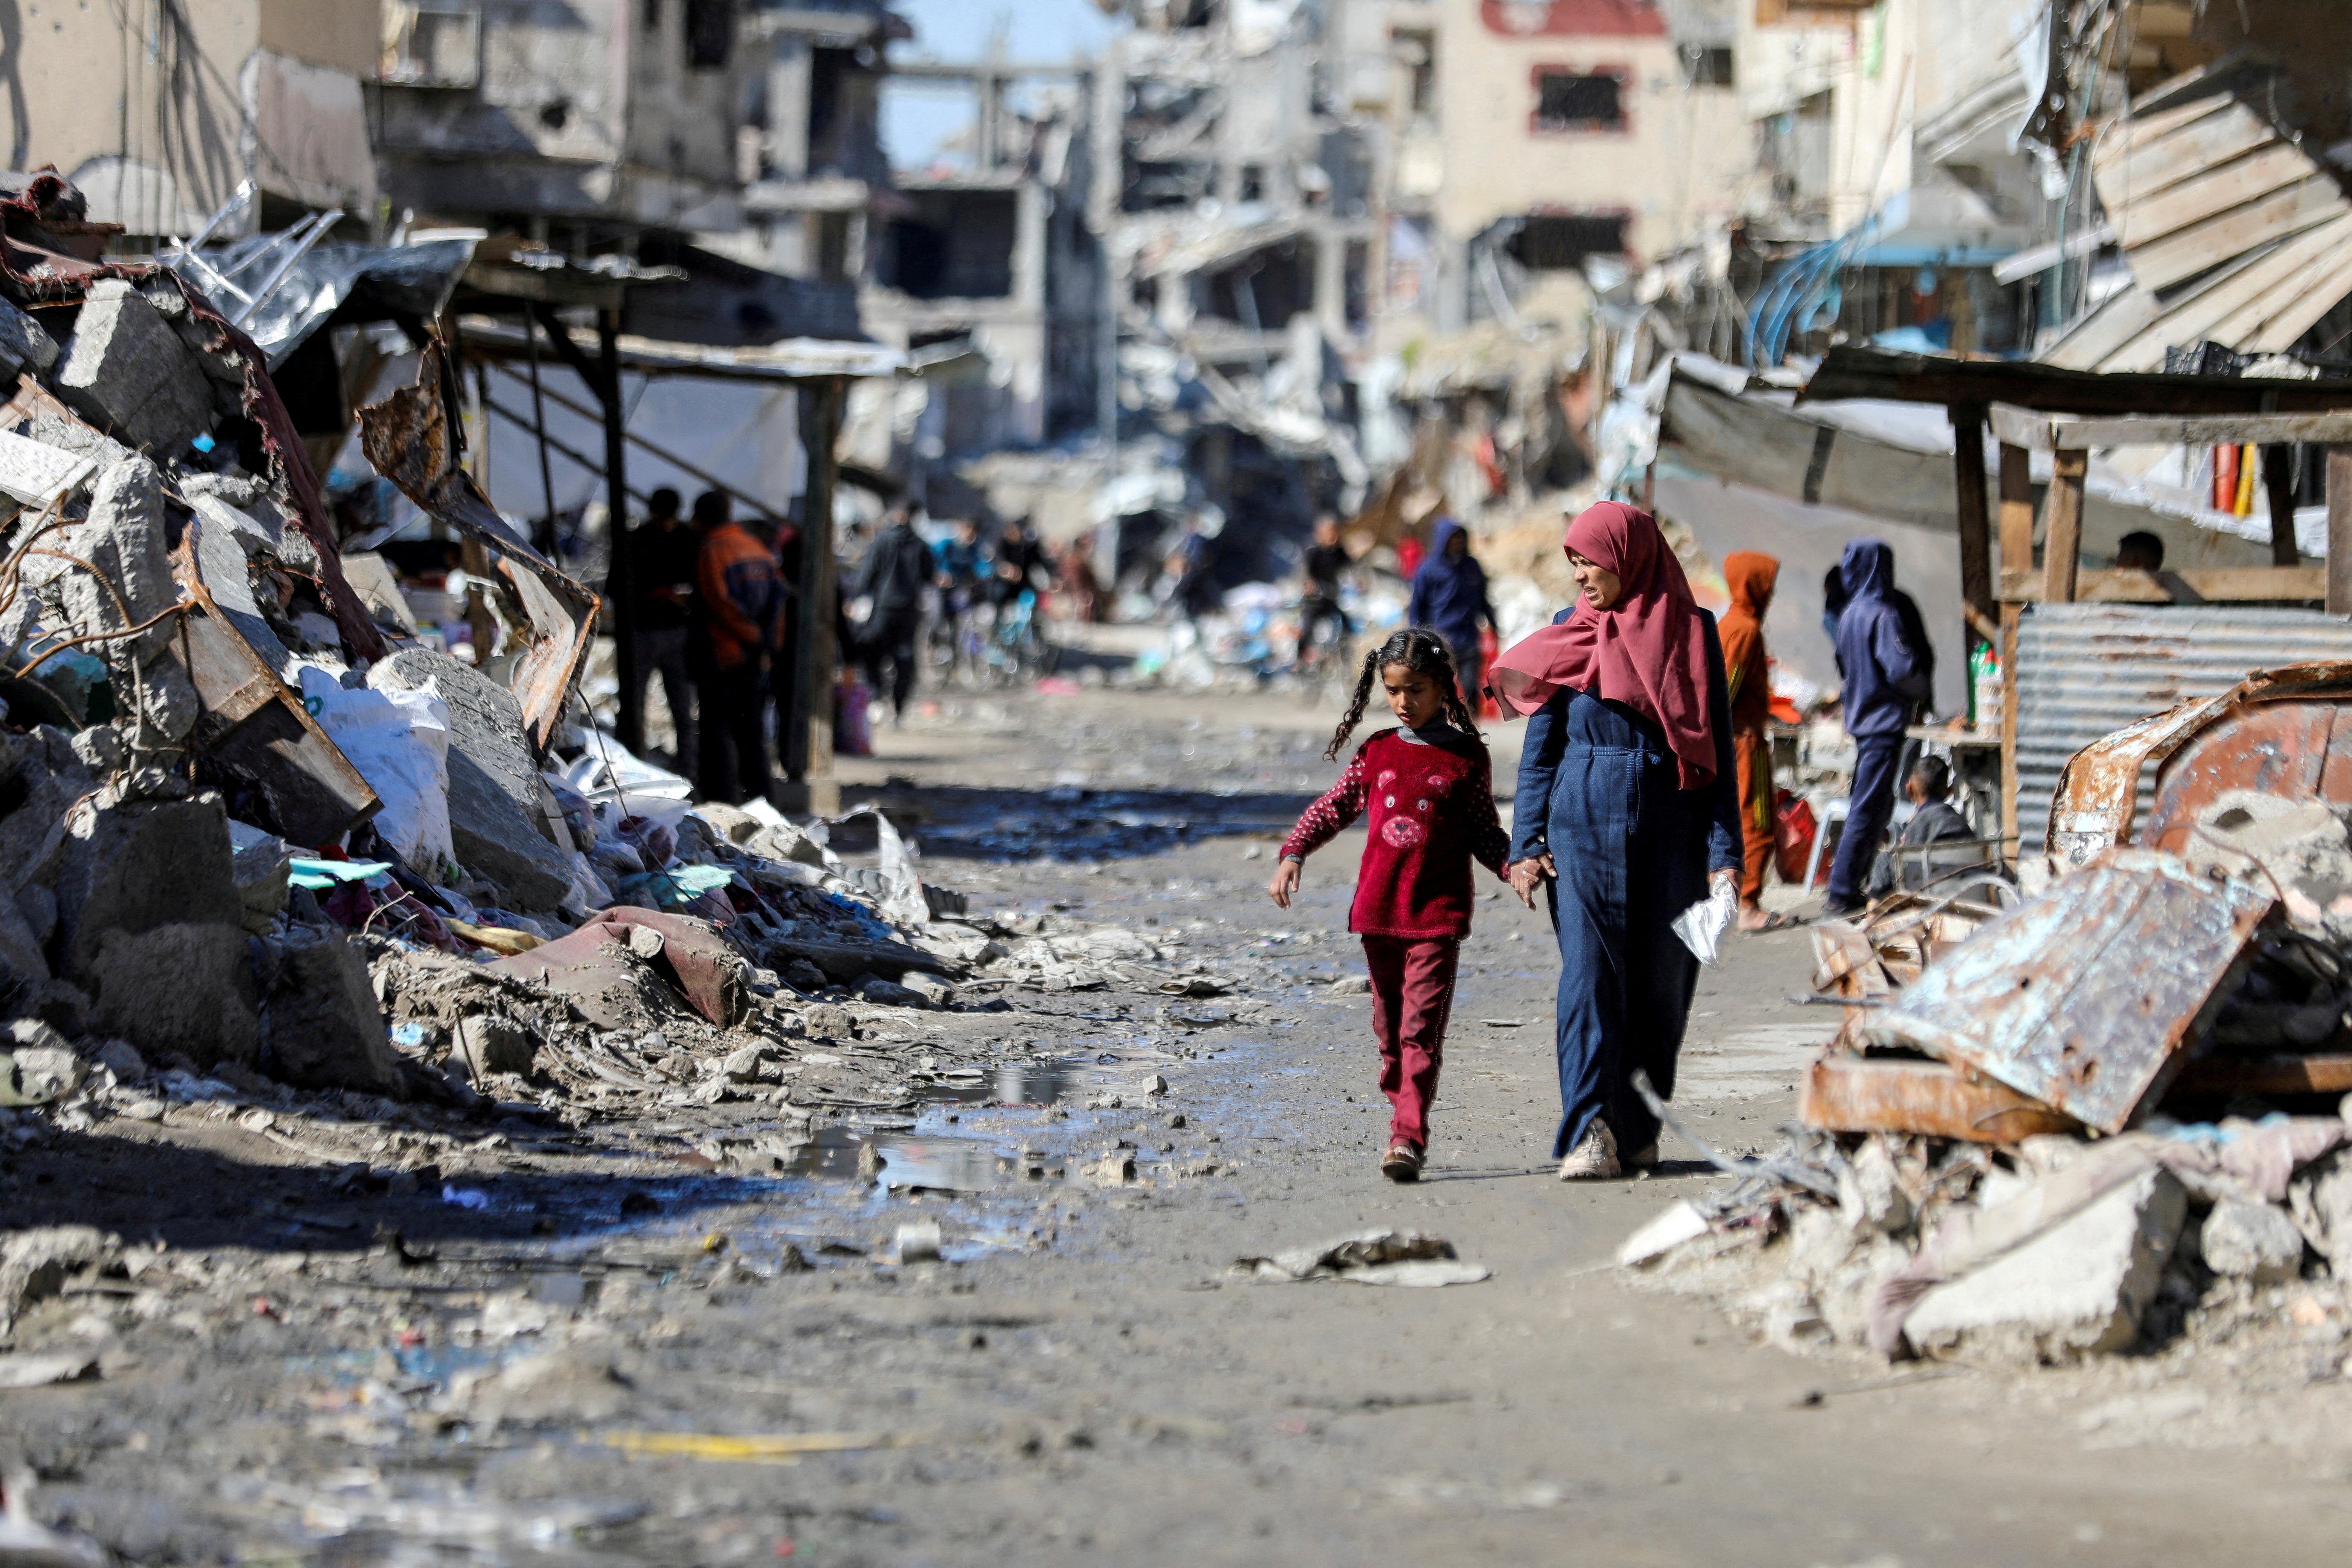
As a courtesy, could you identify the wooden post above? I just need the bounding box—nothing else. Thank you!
[1951,401,1992,671]
[2263,444,2301,566]
[784,377,843,815]
[2040,447,2086,604]
[1997,441,2032,853]
[2330,446,2352,616]
[599,309,640,756]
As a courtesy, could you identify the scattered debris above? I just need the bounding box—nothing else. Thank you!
[1236,1231,1490,1287]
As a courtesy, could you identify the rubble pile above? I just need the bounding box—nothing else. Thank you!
[1625,664,2352,1369]
[0,171,1210,1164]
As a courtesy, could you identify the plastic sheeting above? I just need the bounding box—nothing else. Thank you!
[178,237,476,367]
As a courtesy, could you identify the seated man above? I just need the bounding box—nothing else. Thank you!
[1869,756,1983,895]
[2115,530,2164,572]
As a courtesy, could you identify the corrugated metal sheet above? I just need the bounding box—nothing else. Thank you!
[2015,604,2352,846]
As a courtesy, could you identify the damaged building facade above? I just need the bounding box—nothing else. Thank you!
[0,0,381,244]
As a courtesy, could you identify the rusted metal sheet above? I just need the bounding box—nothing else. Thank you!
[2016,605,2352,850]
[171,602,379,848]
[357,343,602,754]
[2044,660,2352,864]
[1801,1053,2083,1144]
[1870,846,2273,1134]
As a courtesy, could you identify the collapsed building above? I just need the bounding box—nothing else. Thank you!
[0,168,945,1122]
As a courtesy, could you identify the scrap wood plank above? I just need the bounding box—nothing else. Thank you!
[2001,566,2326,603]
[1800,1053,2082,1143]
[2098,102,2274,201]
[2092,96,2236,170]
[2102,216,2352,371]
[2041,284,2163,372]
[2113,141,2315,248]
[2126,177,2350,293]
[1986,403,2352,451]
[1868,847,2274,1134]
[2249,245,2352,351]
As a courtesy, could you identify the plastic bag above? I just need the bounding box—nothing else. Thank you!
[297,667,452,866]
[1671,877,1738,967]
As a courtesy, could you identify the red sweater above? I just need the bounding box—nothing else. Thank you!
[1280,727,1512,939]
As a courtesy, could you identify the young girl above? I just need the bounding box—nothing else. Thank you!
[1269,629,1512,1182]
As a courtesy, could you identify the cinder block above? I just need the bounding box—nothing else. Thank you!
[52,279,216,452]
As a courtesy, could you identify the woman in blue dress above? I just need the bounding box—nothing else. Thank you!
[1493,503,1740,1180]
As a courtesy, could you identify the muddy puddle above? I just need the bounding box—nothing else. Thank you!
[689,1055,1157,1193]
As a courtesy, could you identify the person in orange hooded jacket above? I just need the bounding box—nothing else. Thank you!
[692,490,782,805]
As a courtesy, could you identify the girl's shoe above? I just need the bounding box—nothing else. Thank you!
[1381,1143,1423,1183]
[1557,1119,1621,1180]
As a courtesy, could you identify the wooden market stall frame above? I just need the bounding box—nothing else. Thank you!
[1799,347,2352,851]
[453,293,901,816]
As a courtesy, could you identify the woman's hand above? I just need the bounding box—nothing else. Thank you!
[1710,868,1738,899]
[1507,854,1555,909]
[1268,857,1302,909]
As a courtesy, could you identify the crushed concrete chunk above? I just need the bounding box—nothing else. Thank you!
[52,278,216,452]
[54,794,242,984]
[0,294,58,378]
[85,922,260,1070]
[254,927,413,1099]
[2199,1198,2306,1282]
[1903,1166,2186,1362]
[368,649,568,909]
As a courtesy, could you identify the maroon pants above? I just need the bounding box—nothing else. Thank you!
[1361,934,1460,1151]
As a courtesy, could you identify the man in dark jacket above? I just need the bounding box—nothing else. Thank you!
[1406,516,1496,706]
[628,487,699,778]
[1824,537,1932,915]
[857,501,934,723]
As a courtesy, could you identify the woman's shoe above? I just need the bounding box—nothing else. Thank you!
[1557,1119,1621,1180]
[1381,1143,1423,1183]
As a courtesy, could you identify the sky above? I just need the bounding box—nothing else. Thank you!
[880,0,1125,171]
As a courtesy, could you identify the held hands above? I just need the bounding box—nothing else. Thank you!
[1268,857,1302,909]
[1507,854,1556,909]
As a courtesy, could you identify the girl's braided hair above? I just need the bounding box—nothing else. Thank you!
[1324,628,1481,760]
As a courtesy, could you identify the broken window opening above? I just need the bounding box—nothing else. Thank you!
[1197,240,1315,332]
[1533,70,1624,133]
[1393,29,1436,119]
[685,0,735,70]
[1238,164,1266,204]
[1681,45,1733,87]
[877,191,1018,300]
[378,3,482,89]
[1507,214,1628,271]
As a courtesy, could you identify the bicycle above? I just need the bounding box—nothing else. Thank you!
[1292,595,1353,708]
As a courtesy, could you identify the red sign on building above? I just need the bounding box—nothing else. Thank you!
[1479,0,1667,38]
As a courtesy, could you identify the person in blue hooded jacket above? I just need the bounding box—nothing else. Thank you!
[1824,538,1932,915]
[1406,516,1498,707]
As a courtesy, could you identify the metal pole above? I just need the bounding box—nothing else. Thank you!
[525,313,560,556]
[600,309,642,756]
[786,377,843,813]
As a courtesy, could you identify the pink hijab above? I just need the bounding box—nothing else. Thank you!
[1488,501,1719,789]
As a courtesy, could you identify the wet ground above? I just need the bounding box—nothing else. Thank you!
[7,685,2352,1565]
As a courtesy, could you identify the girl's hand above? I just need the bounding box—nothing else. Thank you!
[1507,854,1554,909]
[1269,857,1302,909]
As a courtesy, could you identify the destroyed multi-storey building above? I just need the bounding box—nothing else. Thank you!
[3,0,381,244]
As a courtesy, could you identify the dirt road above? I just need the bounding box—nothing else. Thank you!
[9,686,2349,1565]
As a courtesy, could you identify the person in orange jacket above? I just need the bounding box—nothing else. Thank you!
[692,490,782,805]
